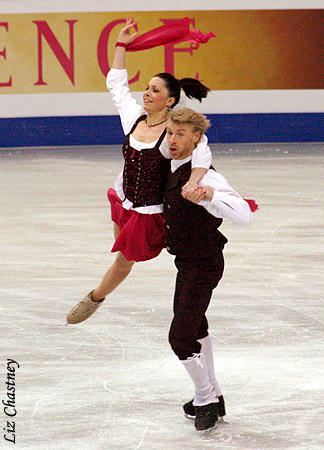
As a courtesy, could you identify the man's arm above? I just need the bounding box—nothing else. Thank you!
[185,172,252,226]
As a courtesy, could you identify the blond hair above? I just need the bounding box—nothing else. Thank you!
[168,108,211,140]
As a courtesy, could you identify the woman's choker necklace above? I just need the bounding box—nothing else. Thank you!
[145,118,168,128]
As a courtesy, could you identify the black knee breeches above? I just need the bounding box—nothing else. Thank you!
[168,253,224,360]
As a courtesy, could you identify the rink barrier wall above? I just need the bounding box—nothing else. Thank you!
[1,113,324,148]
[1,5,323,146]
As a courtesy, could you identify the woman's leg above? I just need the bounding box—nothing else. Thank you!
[92,223,135,300]
[66,224,135,324]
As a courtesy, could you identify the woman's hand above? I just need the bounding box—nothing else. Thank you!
[117,16,138,46]
[112,17,138,70]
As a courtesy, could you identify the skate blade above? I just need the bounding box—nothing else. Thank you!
[198,423,218,436]
[218,416,229,425]
[184,413,195,420]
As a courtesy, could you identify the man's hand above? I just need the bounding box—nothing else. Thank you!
[181,181,199,198]
[182,185,214,204]
[200,186,214,201]
[184,186,206,204]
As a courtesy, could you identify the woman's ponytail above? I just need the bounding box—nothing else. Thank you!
[178,78,210,102]
[154,72,210,108]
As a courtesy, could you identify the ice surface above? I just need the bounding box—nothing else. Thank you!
[0,143,323,450]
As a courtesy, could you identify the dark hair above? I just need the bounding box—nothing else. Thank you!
[154,73,210,108]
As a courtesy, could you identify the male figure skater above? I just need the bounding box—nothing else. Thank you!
[164,108,251,433]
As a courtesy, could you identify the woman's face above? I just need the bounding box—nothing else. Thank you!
[143,77,175,113]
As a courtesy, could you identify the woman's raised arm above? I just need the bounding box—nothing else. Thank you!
[112,16,138,69]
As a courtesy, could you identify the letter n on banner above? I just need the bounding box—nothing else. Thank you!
[33,20,77,86]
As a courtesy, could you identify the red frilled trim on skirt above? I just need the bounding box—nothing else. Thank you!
[107,188,165,262]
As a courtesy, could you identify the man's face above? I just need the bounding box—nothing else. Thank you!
[166,120,201,160]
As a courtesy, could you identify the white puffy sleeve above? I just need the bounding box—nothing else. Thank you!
[191,134,212,169]
[106,68,145,135]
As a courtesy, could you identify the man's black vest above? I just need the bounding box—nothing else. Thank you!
[163,161,228,259]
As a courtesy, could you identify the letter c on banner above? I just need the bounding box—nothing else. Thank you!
[97,19,140,83]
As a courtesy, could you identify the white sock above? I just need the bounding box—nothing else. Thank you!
[182,354,218,406]
[198,335,222,397]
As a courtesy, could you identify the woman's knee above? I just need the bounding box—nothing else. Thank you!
[114,252,134,274]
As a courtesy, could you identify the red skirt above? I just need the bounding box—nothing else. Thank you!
[107,188,166,262]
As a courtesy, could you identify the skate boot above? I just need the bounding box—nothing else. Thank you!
[66,291,105,324]
[194,402,218,434]
[183,395,226,419]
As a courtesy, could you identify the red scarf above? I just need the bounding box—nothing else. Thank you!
[127,17,216,51]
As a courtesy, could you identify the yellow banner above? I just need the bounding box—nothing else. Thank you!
[1,10,323,94]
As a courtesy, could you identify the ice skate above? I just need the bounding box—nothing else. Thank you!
[183,394,226,419]
[194,402,219,434]
[66,291,105,324]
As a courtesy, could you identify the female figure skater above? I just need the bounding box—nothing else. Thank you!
[67,17,212,324]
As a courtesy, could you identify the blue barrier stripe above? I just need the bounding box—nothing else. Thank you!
[1,113,324,147]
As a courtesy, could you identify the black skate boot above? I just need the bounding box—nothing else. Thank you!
[194,402,218,434]
[183,395,226,419]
